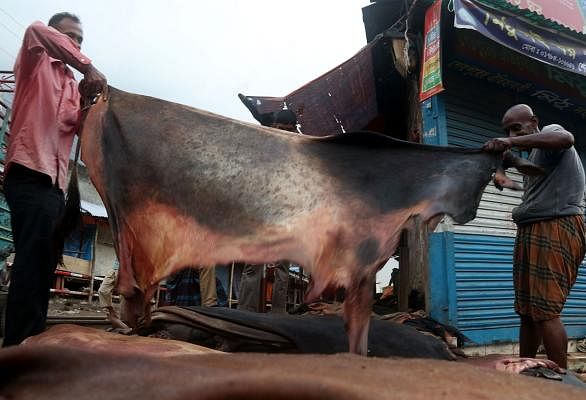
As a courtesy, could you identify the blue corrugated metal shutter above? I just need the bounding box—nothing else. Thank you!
[0,192,12,252]
[443,92,586,344]
[454,231,586,343]
[564,270,586,338]
[454,234,519,343]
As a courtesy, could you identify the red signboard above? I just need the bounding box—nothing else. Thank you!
[506,0,586,33]
[419,0,444,101]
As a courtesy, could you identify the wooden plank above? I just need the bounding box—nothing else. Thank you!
[60,255,91,276]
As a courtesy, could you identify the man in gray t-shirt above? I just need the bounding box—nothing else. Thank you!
[512,124,585,225]
[483,104,585,369]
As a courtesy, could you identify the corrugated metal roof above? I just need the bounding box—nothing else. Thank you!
[80,200,108,218]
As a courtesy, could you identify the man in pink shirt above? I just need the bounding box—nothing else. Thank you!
[3,12,106,346]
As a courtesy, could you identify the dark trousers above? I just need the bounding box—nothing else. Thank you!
[238,262,289,313]
[2,164,64,346]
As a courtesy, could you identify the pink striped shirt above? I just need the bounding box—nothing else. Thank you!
[6,21,91,190]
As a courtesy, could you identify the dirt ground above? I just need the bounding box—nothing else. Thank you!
[48,296,121,319]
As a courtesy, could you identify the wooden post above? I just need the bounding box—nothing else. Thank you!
[406,78,423,143]
[398,216,429,311]
[88,219,98,304]
[410,216,428,310]
[299,267,304,306]
[228,261,235,308]
[155,286,161,308]
[259,264,267,312]
[398,230,409,311]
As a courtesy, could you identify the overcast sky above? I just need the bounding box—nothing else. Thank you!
[0,0,371,123]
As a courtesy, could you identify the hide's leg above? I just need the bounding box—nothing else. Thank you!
[142,285,158,326]
[122,288,145,329]
[122,284,156,329]
[343,270,375,356]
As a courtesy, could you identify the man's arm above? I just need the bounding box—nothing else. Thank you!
[483,125,574,152]
[23,22,91,72]
[508,125,573,149]
[22,21,106,97]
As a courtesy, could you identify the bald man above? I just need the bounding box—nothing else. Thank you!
[483,104,585,369]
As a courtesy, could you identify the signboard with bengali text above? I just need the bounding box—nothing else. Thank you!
[455,0,586,77]
[419,0,444,101]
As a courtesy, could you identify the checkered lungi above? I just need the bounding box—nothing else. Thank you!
[514,215,585,321]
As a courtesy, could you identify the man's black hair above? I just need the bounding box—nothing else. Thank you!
[274,109,298,126]
[48,12,81,28]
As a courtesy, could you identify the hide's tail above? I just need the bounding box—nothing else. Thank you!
[53,145,82,267]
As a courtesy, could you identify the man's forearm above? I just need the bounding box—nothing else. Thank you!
[509,130,573,150]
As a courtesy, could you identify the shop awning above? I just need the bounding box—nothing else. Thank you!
[454,0,586,77]
[476,0,586,36]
